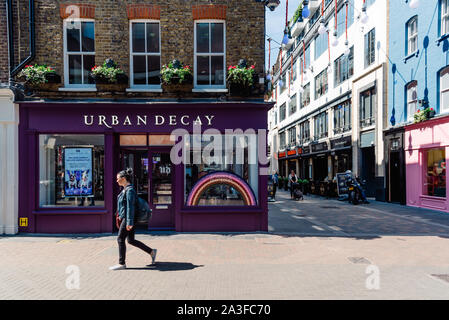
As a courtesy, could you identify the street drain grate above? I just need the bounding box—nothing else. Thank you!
[320,206,340,209]
[348,257,371,264]
[431,274,449,283]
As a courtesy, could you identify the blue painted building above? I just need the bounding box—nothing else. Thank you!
[385,0,449,204]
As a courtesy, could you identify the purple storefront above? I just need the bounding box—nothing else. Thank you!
[18,101,270,233]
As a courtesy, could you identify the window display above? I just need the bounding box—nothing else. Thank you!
[425,148,446,198]
[184,134,258,206]
[39,135,105,207]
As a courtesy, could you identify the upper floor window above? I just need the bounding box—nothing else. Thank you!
[334,101,351,134]
[315,68,328,99]
[336,3,354,38]
[130,21,161,87]
[406,81,418,121]
[290,60,298,84]
[299,120,310,144]
[441,0,449,36]
[314,30,328,60]
[280,73,287,94]
[406,16,418,55]
[288,126,296,146]
[280,103,287,122]
[334,47,354,86]
[439,66,449,113]
[194,21,225,88]
[300,83,311,108]
[314,111,328,140]
[364,28,376,68]
[64,19,95,86]
[366,0,376,7]
[360,87,376,127]
[279,131,286,150]
[289,94,297,115]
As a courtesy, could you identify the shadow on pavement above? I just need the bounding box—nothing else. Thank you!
[125,262,204,271]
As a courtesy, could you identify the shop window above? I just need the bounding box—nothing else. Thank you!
[406,81,418,121]
[334,47,354,87]
[314,68,328,99]
[364,28,376,68]
[120,135,147,146]
[39,135,105,208]
[425,148,446,198]
[130,21,161,88]
[406,16,418,56]
[184,134,258,206]
[440,66,449,113]
[64,19,95,86]
[441,0,449,36]
[194,21,225,88]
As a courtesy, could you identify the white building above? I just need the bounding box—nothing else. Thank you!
[268,0,387,199]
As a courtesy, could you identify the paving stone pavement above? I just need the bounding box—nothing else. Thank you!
[1,191,449,300]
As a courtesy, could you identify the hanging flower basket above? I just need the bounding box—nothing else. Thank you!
[161,60,193,93]
[226,60,256,96]
[413,107,436,123]
[90,59,128,92]
[18,64,61,91]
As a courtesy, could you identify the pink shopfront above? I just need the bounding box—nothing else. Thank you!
[405,115,448,212]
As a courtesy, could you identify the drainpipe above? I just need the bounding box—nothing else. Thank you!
[6,0,35,85]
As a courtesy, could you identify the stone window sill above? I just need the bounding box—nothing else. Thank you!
[126,88,163,93]
[403,50,419,64]
[58,87,97,92]
[192,88,228,93]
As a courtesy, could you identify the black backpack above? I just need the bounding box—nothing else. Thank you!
[123,186,152,224]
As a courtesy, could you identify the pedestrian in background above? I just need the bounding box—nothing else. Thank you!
[288,170,298,199]
[272,171,279,200]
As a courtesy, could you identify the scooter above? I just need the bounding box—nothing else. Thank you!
[346,177,368,205]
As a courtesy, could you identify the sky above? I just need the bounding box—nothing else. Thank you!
[265,1,302,72]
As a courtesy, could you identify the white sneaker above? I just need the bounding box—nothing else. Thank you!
[150,249,157,264]
[109,264,126,270]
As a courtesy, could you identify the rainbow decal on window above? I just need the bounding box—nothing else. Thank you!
[186,171,257,206]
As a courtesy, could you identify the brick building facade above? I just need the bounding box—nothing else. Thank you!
[1,0,273,234]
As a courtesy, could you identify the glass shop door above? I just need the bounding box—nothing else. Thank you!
[119,149,149,230]
[148,148,175,230]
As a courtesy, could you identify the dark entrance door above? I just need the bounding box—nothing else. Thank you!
[389,151,405,204]
[361,146,376,197]
[119,149,149,230]
[148,148,175,230]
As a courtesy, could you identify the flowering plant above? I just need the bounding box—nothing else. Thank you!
[413,107,435,123]
[161,60,192,84]
[18,64,57,85]
[90,59,126,84]
[226,64,255,87]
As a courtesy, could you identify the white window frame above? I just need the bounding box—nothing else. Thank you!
[194,20,226,90]
[407,16,418,55]
[129,19,161,90]
[407,81,418,121]
[442,0,449,36]
[63,18,96,89]
[440,67,449,113]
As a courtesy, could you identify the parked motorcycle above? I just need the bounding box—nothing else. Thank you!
[346,177,368,205]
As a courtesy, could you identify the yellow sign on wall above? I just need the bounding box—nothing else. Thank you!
[19,218,28,227]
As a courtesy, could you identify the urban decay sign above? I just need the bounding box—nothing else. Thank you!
[83,114,215,128]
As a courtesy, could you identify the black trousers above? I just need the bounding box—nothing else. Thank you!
[273,184,277,198]
[117,219,153,265]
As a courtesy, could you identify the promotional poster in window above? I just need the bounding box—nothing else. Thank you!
[64,147,93,197]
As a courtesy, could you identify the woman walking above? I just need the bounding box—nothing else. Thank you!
[109,168,157,270]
